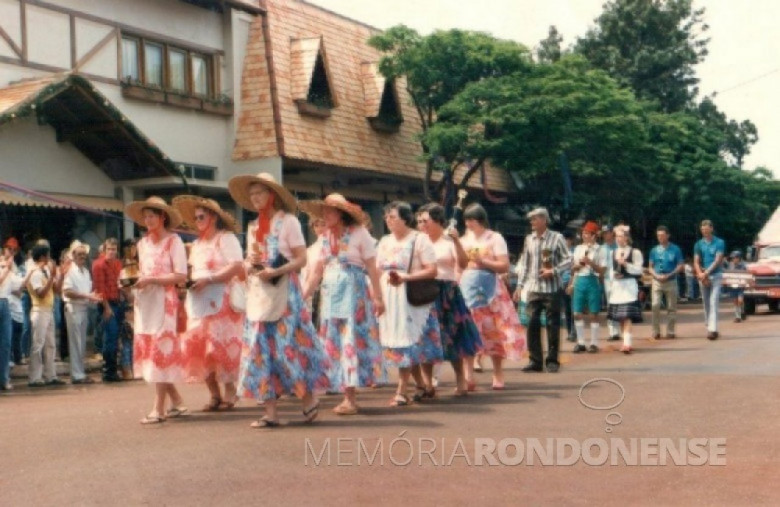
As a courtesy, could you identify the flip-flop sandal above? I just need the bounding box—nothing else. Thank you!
[492,383,505,391]
[250,417,280,429]
[423,388,436,399]
[303,401,320,423]
[389,394,410,407]
[220,399,237,410]
[202,397,222,412]
[412,386,426,402]
[140,415,165,425]
[166,406,189,418]
[474,365,484,373]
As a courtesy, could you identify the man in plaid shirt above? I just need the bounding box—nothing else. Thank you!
[514,208,571,373]
[91,238,123,382]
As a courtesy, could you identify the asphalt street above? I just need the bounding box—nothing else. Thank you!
[2,305,779,506]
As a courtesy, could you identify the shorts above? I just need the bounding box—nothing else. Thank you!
[572,275,602,314]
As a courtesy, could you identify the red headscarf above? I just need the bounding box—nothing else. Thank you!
[254,193,276,248]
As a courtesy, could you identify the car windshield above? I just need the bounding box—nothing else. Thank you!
[759,245,780,259]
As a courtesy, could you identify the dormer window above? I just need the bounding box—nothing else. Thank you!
[291,37,336,117]
[361,62,403,133]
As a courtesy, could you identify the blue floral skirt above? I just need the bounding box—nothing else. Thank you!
[238,274,330,401]
[435,281,482,361]
[383,308,443,369]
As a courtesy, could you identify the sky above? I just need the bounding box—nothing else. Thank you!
[307,0,780,178]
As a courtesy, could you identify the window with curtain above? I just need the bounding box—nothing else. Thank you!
[121,38,139,81]
[191,54,210,96]
[144,43,163,87]
[168,49,187,92]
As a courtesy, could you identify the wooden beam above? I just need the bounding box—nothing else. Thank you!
[0,25,23,58]
[20,0,27,61]
[0,55,120,85]
[69,14,76,68]
[74,27,118,71]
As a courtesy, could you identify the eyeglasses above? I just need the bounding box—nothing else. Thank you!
[194,214,208,222]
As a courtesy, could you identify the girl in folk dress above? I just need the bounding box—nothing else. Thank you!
[301,194,384,415]
[459,204,525,390]
[418,203,482,396]
[173,196,245,411]
[606,225,644,354]
[376,201,443,407]
[126,197,188,425]
[229,172,327,429]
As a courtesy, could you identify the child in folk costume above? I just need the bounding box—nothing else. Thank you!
[606,225,644,354]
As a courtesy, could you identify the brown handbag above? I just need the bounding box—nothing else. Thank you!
[405,234,440,306]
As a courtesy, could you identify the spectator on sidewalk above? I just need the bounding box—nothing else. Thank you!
[92,238,123,382]
[62,241,102,384]
[27,243,64,387]
[694,220,726,340]
[649,226,684,339]
[1,243,24,390]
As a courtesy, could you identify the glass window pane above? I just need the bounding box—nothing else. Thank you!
[168,50,186,92]
[191,55,209,96]
[144,43,163,87]
[121,38,139,81]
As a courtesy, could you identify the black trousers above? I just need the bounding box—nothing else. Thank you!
[527,290,563,366]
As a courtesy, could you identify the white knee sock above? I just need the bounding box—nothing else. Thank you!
[608,320,619,337]
[623,332,632,348]
[575,321,586,345]
[590,323,600,346]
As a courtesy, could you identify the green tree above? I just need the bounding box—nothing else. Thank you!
[536,25,564,63]
[575,0,709,113]
[425,56,653,225]
[697,97,759,168]
[368,26,531,200]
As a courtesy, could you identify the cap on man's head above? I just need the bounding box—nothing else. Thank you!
[526,207,549,222]
[601,224,613,233]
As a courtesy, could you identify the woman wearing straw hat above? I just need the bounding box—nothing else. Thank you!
[125,196,188,424]
[229,172,326,428]
[568,221,607,354]
[173,196,245,412]
[300,193,384,415]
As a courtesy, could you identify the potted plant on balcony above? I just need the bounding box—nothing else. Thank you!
[120,77,165,104]
[201,93,234,116]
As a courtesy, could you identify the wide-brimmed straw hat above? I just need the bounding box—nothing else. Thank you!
[299,193,370,226]
[172,195,239,233]
[582,221,600,234]
[125,196,183,229]
[228,172,297,213]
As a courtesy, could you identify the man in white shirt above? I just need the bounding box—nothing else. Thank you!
[1,245,23,390]
[62,242,102,384]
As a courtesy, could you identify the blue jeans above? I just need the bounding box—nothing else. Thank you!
[700,274,722,333]
[102,302,122,377]
[0,299,12,385]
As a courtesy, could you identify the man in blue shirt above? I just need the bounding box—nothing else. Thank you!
[649,226,684,339]
[693,220,726,340]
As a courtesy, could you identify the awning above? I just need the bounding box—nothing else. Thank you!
[0,189,123,212]
[0,73,186,183]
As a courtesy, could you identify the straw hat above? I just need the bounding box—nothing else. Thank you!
[125,196,183,229]
[68,239,90,256]
[172,195,239,233]
[299,193,369,226]
[228,172,297,213]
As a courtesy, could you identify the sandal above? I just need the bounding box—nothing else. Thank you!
[389,393,410,407]
[492,382,505,391]
[203,397,222,412]
[453,388,468,397]
[422,387,436,400]
[220,398,237,410]
[250,417,280,429]
[303,400,320,423]
[412,386,426,402]
[467,381,477,392]
[140,414,165,425]
[333,403,359,416]
[166,406,189,418]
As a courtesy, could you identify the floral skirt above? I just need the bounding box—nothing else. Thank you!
[465,276,526,360]
[318,274,383,391]
[383,308,443,369]
[134,286,184,383]
[238,274,330,401]
[435,281,482,361]
[182,290,245,384]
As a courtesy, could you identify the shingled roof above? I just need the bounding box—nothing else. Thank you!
[233,0,513,192]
